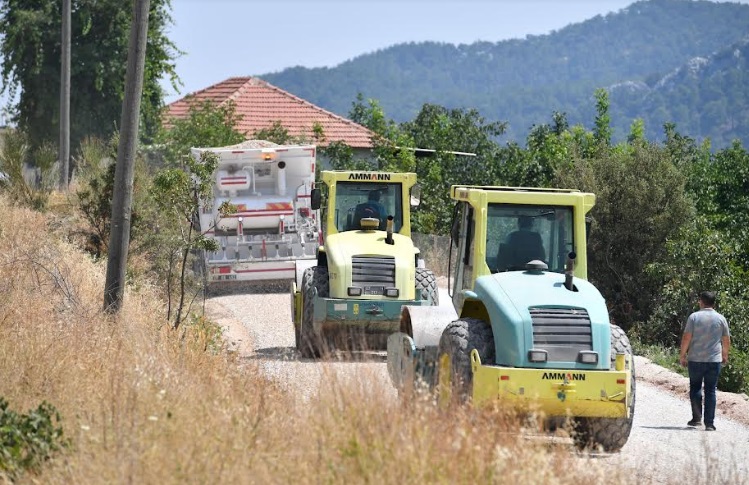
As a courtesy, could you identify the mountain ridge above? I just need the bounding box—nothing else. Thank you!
[261,0,749,148]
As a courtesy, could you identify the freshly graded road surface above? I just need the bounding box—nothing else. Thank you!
[205,286,749,484]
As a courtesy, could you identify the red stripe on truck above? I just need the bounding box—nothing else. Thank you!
[224,211,293,218]
[235,268,295,274]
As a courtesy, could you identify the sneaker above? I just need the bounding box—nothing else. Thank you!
[705,424,716,431]
[687,419,701,427]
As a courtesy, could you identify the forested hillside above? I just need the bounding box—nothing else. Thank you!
[261,0,749,148]
[611,36,749,148]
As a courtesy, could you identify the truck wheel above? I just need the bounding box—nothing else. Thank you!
[298,266,329,358]
[415,268,439,305]
[436,318,495,403]
[573,324,636,452]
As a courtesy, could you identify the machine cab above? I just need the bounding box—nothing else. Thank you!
[314,171,419,237]
[449,186,595,313]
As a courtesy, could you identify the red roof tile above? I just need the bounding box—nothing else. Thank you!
[164,77,374,148]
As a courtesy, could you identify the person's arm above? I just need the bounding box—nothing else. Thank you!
[680,331,692,367]
[722,335,731,364]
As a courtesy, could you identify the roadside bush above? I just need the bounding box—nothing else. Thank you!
[630,338,685,377]
[76,162,116,257]
[73,135,114,187]
[0,398,67,480]
[0,129,57,210]
[719,348,749,394]
[75,134,149,258]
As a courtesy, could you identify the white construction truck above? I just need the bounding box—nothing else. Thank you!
[190,140,320,284]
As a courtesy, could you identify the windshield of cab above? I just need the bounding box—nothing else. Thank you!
[332,182,403,232]
[485,203,574,273]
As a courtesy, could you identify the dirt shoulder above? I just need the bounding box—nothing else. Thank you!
[635,355,749,427]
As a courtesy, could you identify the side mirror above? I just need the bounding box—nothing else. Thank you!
[410,184,421,207]
[310,188,321,210]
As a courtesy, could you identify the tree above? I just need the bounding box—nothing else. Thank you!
[0,0,180,153]
[555,142,694,330]
[640,130,749,394]
[401,103,506,234]
[104,0,150,313]
[58,0,71,189]
[147,98,245,327]
[593,88,612,150]
[349,93,417,173]
[150,151,220,328]
[156,98,245,166]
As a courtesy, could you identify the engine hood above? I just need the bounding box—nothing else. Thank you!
[476,271,608,322]
[325,230,418,299]
[469,270,611,368]
[326,231,415,260]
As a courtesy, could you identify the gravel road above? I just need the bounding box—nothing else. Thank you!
[205,285,749,484]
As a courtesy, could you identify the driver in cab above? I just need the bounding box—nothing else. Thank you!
[353,190,387,229]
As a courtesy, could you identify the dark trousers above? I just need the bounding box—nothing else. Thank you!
[687,361,722,425]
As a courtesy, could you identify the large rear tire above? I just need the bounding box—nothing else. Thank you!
[298,266,329,358]
[573,324,636,452]
[436,318,495,403]
[415,268,439,306]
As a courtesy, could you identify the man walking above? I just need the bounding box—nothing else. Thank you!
[679,291,731,431]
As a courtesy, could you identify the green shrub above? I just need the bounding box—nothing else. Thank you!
[632,337,746,394]
[630,337,687,378]
[0,129,56,210]
[719,348,749,394]
[0,398,67,479]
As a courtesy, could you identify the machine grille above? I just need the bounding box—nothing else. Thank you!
[352,255,396,290]
[529,308,592,362]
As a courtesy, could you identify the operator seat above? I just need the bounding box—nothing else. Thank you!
[499,230,546,271]
[352,202,385,230]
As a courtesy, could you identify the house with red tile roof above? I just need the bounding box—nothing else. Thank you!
[164,76,375,151]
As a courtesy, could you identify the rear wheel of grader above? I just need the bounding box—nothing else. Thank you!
[573,324,636,452]
[298,266,329,358]
[436,318,495,405]
[415,268,439,305]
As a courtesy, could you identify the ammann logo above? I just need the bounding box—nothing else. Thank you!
[348,173,391,181]
[541,372,586,381]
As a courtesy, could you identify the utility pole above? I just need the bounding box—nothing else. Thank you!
[104,0,150,312]
[59,0,71,190]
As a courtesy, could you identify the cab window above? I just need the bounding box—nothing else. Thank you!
[485,204,574,273]
[333,182,403,232]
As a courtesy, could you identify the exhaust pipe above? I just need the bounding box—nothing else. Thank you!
[386,216,394,245]
[564,251,577,291]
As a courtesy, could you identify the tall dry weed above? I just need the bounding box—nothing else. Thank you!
[0,194,641,484]
[0,196,285,483]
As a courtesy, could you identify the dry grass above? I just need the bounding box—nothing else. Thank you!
[0,195,632,484]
